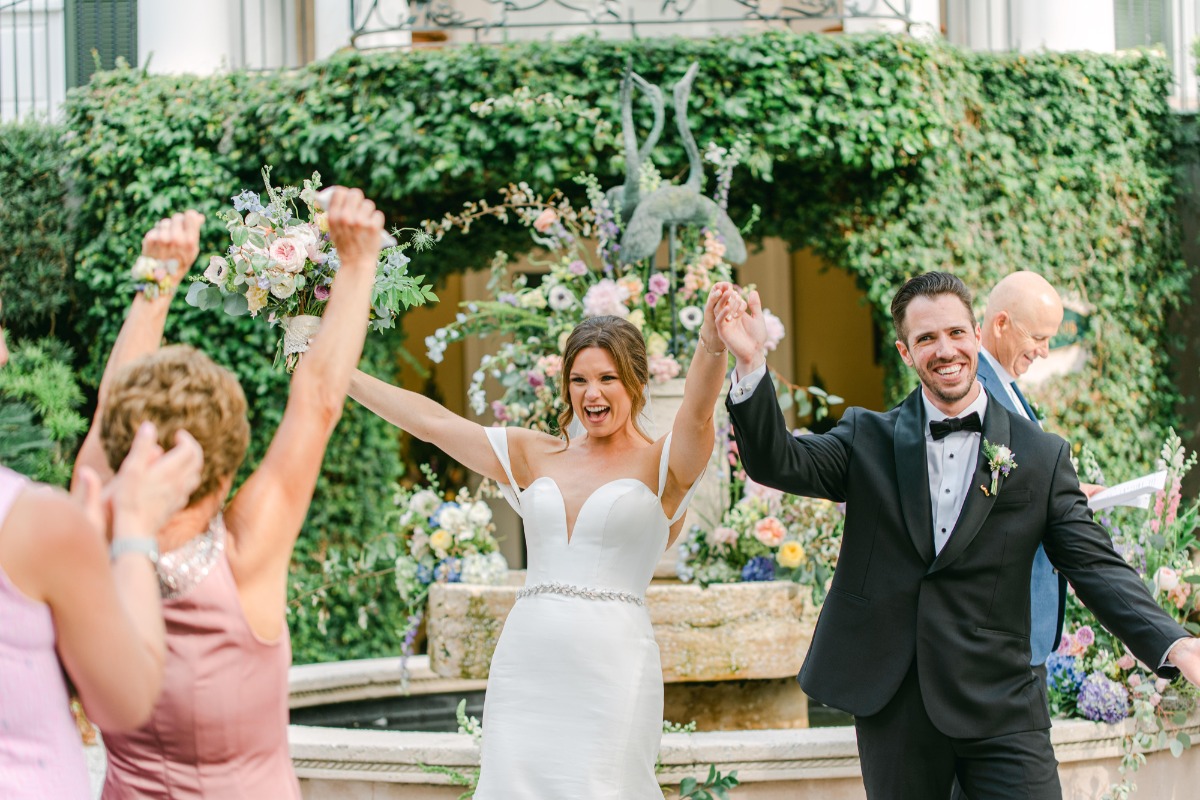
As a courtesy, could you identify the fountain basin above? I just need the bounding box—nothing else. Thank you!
[289,656,1200,799]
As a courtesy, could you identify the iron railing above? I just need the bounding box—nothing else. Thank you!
[347,0,919,48]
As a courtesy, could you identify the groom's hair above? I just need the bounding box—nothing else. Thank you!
[890,272,974,343]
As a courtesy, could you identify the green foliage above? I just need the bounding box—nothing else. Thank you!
[2,30,1188,660]
[0,122,74,340]
[676,765,740,800]
[0,338,87,485]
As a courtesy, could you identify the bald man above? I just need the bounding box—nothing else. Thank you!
[950,272,1093,800]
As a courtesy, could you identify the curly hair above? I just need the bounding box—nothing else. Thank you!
[556,316,651,447]
[101,345,250,506]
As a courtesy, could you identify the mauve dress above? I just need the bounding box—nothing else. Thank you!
[101,515,299,800]
[0,466,91,799]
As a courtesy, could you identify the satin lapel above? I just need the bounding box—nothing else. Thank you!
[927,401,1011,576]
[894,390,935,565]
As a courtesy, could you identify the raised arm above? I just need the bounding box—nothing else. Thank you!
[223,190,386,619]
[662,283,741,526]
[28,423,202,731]
[73,212,205,487]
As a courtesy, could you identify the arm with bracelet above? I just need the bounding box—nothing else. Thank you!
[72,212,205,489]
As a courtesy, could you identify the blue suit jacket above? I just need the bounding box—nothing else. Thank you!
[977,353,1065,666]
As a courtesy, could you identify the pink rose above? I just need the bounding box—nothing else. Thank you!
[745,478,784,505]
[648,273,670,295]
[1116,653,1136,671]
[711,526,739,546]
[533,208,558,233]
[753,516,786,547]
[1154,566,1180,593]
[1128,674,1142,688]
[268,237,307,273]
[568,260,588,276]
[1155,678,1170,693]
[1075,626,1094,647]
[1151,692,1162,707]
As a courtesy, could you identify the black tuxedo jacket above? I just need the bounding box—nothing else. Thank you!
[728,377,1188,739]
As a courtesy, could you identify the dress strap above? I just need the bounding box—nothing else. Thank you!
[658,432,708,525]
[656,433,673,499]
[0,466,29,528]
[484,426,523,517]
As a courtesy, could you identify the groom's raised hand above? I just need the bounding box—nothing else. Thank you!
[716,287,767,378]
[1168,637,1200,685]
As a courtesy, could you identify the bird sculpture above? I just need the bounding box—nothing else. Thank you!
[605,67,665,225]
[619,62,747,264]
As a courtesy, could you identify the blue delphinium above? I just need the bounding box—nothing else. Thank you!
[231,189,264,213]
[740,555,776,582]
[415,562,434,585]
[1077,672,1129,724]
[1045,653,1085,694]
[434,557,462,584]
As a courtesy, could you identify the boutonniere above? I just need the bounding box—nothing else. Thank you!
[1030,400,1047,422]
[980,439,1017,497]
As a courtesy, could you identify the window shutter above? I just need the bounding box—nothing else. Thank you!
[65,0,137,89]
[1113,0,1169,50]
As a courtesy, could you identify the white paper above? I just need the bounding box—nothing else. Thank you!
[314,187,398,248]
[1087,470,1169,512]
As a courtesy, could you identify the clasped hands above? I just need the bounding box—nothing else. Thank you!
[703,282,767,377]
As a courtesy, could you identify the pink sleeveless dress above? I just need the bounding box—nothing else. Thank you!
[101,515,299,799]
[0,466,91,799]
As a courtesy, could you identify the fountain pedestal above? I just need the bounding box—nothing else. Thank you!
[426,574,818,730]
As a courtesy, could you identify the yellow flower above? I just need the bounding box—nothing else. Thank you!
[246,285,269,316]
[627,309,645,332]
[315,212,329,233]
[777,541,805,569]
[429,529,453,554]
[646,332,669,357]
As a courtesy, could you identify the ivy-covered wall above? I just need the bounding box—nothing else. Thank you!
[1,31,1190,661]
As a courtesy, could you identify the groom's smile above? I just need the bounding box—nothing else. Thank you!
[894,294,982,416]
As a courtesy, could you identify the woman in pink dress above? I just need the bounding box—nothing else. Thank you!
[0,297,204,799]
[69,190,386,799]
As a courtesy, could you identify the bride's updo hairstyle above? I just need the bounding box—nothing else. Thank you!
[556,315,651,446]
[101,345,250,506]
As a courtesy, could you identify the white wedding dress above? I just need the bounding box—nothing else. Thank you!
[474,426,701,799]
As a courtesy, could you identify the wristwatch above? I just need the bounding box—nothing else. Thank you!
[110,537,160,566]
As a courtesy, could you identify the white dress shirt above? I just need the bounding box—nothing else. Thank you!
[923,389,989,554]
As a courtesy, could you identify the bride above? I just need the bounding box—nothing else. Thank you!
[349,282,743,797]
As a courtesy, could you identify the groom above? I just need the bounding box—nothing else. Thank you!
[718,272,1200,798]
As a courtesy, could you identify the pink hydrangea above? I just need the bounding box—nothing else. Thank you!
[582,279,630,318]
[763,310,786,352]
[753,516,786,547]
[648,354,681,382]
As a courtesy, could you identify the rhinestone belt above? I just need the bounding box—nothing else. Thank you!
[516,581,645,606]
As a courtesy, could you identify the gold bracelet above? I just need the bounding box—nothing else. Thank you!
[699,334,727,357]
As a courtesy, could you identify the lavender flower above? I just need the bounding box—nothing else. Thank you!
[741,555,776,582]
[1077,672,1129,723]
[232,190,264,213]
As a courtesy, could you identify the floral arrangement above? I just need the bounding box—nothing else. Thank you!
[677,428,844,602]
[1055,430,1200,798]
[421,135,784,433]
[289,468,508,666]
[187,168,438,368]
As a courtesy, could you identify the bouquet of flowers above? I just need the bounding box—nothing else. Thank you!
[1053,430,1200,796]
[422,136,784,433]
[187,168,438,369]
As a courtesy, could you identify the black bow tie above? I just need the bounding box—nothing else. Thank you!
[929,412,982,440]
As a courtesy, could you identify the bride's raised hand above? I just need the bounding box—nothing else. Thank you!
[698,282,736,356]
